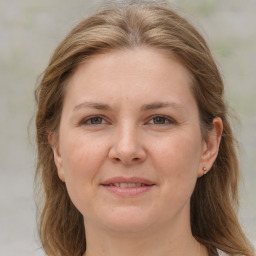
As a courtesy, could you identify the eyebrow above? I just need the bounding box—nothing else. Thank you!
[73,102,111,111]
[140,102,184,111]
[73,101,185,112]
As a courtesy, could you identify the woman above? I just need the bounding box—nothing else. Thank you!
[34,1,255,256]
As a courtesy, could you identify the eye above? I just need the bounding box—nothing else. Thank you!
[148,115,175,125]
[81,116,107,125]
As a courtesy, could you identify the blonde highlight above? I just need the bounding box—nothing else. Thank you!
[35,2,255,256]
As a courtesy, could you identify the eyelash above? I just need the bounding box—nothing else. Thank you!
[81,115,108,125]
[80,115,175,126]
[147,115,175,125]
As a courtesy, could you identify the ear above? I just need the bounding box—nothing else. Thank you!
[198,117,223,177]
[48,133,65,182]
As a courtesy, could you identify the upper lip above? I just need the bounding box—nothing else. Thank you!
[101,176,155,185]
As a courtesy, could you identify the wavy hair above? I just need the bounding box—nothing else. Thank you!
[35,1,255,255]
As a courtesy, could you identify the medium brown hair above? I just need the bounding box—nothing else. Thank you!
[35,1,255,256]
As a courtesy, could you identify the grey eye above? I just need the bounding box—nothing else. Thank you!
[152,116,168,124]
[89,117,103,124]
[82,116,106,125]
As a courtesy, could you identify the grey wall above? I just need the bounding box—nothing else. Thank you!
[0,0,255,255]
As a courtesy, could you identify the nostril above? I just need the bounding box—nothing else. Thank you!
[112,157,141,165]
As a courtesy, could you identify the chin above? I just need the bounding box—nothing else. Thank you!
[97,207,156,233]
[105,220,152,234]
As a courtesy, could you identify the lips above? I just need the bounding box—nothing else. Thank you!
[105,183,151,188]
[101,176,156,196]
[101,176,155,186]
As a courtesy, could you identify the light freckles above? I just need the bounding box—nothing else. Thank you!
[53,48,210,238]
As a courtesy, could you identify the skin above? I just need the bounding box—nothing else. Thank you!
[51,48,222,256]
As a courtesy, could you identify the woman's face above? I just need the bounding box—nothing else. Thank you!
[52,48,219,233]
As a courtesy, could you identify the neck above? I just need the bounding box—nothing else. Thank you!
[83,218,205,256]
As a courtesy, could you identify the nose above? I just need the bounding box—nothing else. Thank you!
[108,124,147,166]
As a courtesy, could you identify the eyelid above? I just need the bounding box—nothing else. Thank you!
[78,114,176,126]
[147,115,176,125]
[80,115,109,125]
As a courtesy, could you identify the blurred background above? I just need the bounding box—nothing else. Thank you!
[0,0,255,255]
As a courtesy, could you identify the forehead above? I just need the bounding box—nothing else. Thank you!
[63,47,196,111]
[75,47,192,80]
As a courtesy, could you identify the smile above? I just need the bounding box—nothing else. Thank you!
[101,177,156,196]
[104,183,152,188]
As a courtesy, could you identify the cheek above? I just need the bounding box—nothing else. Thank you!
[61,132,106,173]
[59,134,108,201]
[153,132,201,170]
[60,135,109,214]
[150,132,202,198]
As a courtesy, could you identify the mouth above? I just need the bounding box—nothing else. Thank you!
[101,177,156,196]
[103,183,153,188]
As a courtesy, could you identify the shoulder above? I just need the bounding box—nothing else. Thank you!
[217,249,230,256]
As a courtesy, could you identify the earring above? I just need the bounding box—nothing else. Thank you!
[203,167,207,175]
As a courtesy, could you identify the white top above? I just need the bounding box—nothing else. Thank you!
[217,249,229,256]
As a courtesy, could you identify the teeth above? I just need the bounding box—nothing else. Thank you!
[110,183,145,187]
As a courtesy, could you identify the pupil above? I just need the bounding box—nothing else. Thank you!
[154,117,165,124]
[92,117,102,124]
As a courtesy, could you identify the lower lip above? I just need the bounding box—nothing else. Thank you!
[101,185,155,196]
